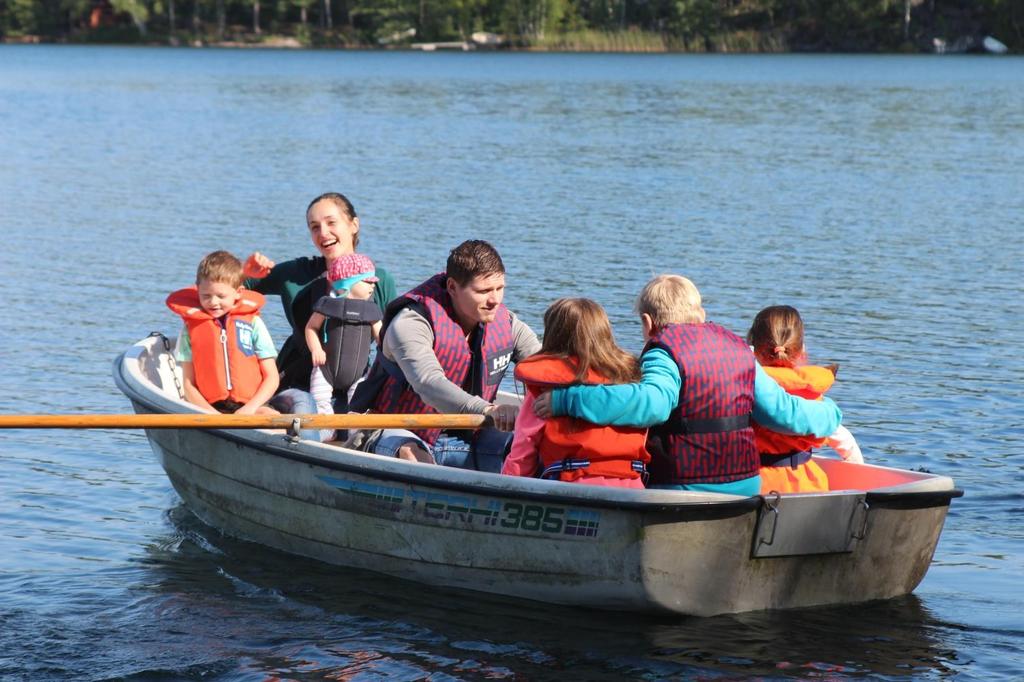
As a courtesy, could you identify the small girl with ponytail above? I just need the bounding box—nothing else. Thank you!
[748,305,863,494]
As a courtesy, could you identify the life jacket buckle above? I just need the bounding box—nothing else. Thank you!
[541,457,585,480]
[631,459,649,485]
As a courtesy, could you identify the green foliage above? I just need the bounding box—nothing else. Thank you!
[670,0,718,47]
[531,26,668,49]
[76,23,144,39]
[2,0,42,35]
[984,0,1024,44]
[110,0,149,30]
[1,0,1019,49]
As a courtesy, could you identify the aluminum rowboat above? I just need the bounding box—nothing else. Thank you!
[114,334,962,616]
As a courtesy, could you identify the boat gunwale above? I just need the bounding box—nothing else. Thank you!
[118,370,760,517]
[865,489,964,508]
[114,345,963,517]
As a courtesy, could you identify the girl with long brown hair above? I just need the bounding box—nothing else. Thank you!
[502,298,650,488]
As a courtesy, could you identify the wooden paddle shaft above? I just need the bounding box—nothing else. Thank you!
[0,413,491,430]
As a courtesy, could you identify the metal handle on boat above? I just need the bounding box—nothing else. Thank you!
[149,332,185,400]
[851,499,870,540]
[756,492,781,548]
[289,418,303,441]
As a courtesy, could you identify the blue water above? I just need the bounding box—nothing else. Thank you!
[1,45,1022,680]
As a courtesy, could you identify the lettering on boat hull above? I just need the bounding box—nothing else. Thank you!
[317,474,601,538]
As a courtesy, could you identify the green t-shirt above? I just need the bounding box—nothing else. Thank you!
[245,255,397,334]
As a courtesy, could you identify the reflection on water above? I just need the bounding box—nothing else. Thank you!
[37,505,957,680]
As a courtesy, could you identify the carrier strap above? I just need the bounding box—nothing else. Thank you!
[759,450,813,469]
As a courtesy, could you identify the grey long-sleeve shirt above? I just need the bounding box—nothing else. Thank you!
[381,303,541,414]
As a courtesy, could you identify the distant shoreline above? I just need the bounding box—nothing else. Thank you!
[2,36,1015,54]
[4,0,1018,56]
[2,26,1017,55]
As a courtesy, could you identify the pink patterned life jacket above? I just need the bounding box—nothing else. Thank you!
[362,273,516,445]
[644,322,757,485]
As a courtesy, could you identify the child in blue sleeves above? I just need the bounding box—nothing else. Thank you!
[533,275,842,495]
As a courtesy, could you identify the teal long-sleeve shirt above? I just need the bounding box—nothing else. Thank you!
[549,348,842,437]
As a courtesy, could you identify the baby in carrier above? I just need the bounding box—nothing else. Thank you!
[304,253,383,439]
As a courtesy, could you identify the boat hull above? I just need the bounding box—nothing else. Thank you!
[116,336,960,616]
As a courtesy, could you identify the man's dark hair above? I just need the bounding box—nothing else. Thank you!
[446,240,505,286]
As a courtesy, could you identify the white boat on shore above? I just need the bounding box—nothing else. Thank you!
[114,334,962,617]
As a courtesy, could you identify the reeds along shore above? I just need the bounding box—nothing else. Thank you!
[2,0,1020,53]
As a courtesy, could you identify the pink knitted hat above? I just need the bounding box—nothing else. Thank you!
[328,253,379,290]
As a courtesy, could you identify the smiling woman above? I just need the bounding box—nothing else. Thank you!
[242,193,398,411]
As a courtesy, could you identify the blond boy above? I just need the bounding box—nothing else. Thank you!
[166,250,280,415]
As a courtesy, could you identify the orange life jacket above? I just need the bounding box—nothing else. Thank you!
[514,355,650,483]
[166,287,267,405]
[755,365,835,455]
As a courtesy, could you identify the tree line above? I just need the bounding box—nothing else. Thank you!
[1,0,1020,51]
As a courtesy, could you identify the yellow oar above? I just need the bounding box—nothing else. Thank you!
[0,413,489,430]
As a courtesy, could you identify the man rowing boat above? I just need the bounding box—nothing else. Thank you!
[351,240,541,471]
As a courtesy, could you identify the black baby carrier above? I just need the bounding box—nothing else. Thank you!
[314,296,383,411]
